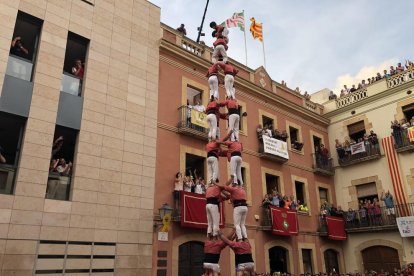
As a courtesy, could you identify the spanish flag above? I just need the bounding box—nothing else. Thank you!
[250,17,263,41]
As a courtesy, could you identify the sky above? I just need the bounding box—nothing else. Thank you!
[148,0,414,94]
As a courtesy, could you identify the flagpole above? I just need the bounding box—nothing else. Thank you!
[242,10,248,67]
[262,37,266,69]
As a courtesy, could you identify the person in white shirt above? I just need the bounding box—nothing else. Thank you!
[193,100,206,113]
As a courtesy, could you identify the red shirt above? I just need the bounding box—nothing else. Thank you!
[219,63,239,76]
[220,99,238,109]
[228,241,251,254]
[204,240,227,254]
[206,101,219,113]
[224,185,246,201]
[213,38,228,50]
[206,141,220,154]
[224,141,243,153]
[206,63,221,77]
[206,185,221,198]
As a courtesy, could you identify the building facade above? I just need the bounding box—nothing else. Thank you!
[153,24,342,276]
[320,73,414,273]
[0,0,160,275]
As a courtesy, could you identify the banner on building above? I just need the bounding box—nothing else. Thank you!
[350,141,366,155]
[325,216,346,240]
[408,127,414,142]
[262,136,289,159]
[180,191,225,229]
[397,216,414,237]
[191,109,208,128]
[269,205,298,236]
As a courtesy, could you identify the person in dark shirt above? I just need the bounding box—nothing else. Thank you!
[177,24,187,35]
[10,36,29,58]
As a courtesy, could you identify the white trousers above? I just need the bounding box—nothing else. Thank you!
[234,205,248,240]
[230,155,243,185]
[206,203,220,236]
[204,263,220,273]
[207,114,218,140]
[212,44,228,63]
[224,74,235,98]
[208,75,219,99]
[207,156,219,183]
[228,114,240,141]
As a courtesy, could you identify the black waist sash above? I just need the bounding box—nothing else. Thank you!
[207,109,216,115]
[207,151,218,158]
[204,253,220,264]
[207,197,219,205]
[231,151,241,157]
[233,200,247,207]
[235,254,254,265]
[228,108,238,115]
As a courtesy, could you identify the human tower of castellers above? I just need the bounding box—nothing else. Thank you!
[202,21,254,276]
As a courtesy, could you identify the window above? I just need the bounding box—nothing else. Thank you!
[6,11,42,81]
[265,173,280,194]
[402,103,414,121]
[356,182,378,203]
[0,112,26,195]
[178,241,204,276]
[269,246,288,274]
[347,120,366,141]
[186,86,203,106]
[46,125,78,200]
[324,249,340,274]
[185,153,205,180]
[262,115,274,130]
[313,135,321,151]
[289,126,303,151]
[319,187,328,204]
[61,32,89,96]
[295,181,305,205]
[302,249,313,274]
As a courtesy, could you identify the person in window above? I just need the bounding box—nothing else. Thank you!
[0,146,6,163]
[56,158,72,176]
[381,191,395,218]
[10,36,29,57]
[51,136,64,159]
[368,130,379,153]
[176,23,187,36]
[71,59,84,79]
[173,172,183,210]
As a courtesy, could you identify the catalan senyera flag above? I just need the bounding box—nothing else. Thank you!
[408,126,414,142]
[221,11,245,31]
[250,17,263,41]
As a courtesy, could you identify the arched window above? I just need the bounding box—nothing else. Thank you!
[269,246,288,274]
[324,249,339,274]
[362,246,400,273]
[179,241,204,276]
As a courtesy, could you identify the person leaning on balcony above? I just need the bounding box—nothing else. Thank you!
[390,65,396,76]
[51,136,64,159]
[56,158,72,176]
[383,69,390,78]
[71,59,84,79]
[10,36,29,57]
[381,191,395,217]
[328,91,337,100]
[396,62,405,73]
[176,23,187,35]
[376,72,383,81]
[368,130,379,152]
[173,172,183,210]
[320,144,329,167]
[349,84,357,93]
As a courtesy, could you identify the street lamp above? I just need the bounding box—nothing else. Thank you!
[159,203,173,220]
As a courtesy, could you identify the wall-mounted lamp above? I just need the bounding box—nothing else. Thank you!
[154,203,174,233]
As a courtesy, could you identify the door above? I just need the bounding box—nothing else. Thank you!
[269,246,288,274]
[324,249,340,274]
[362,246,400,273]
[179,241,204,276]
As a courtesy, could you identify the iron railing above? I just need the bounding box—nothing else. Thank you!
[337,140,381,166]
[177,105,208,140]
[312,153,334,175]
[393,128,414,152]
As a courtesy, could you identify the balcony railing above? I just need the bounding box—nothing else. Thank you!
[393,128,414,153]
[312,153,334,176]
[386,69,414,89]
[260,206,272,230]
[0,164,16,195]
[181,39,204,57]
[61,72,82,96]
[258,141,289,163]
[335,89,368,109]
[5,55,33,81]
[337,141,381,167]
[177,105,208,140]
[46,172,71,201]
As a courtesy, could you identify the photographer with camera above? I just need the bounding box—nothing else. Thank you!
[10,36,29,57]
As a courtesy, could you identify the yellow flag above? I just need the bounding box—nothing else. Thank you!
[250,17,263,41]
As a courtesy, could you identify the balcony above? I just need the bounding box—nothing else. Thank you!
[337,141,381,167]
[394,128,414,153]
[312,153,335,176]
[177,105,208,141]
[6,55,34,82]
[45,172,71,201]
[260,206,272,231]
[61,72,82,96]
[386,69,414,89]
[258,138,289,163]
[335,89,368,109]
[0,164,16,195]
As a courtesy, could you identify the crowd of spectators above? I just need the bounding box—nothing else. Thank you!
[391,118,414,148]
[262,190,309,213]
[335,130,379,162]
[314,144,331,170]
[257,124,304,151]
[329,60,414,99]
